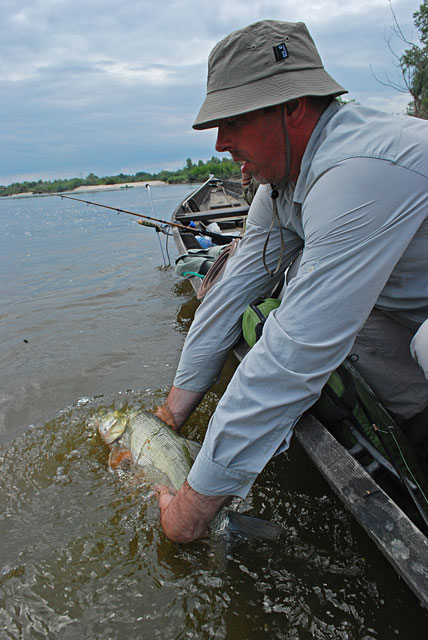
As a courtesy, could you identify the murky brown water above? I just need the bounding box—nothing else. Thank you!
[1,187,427,638]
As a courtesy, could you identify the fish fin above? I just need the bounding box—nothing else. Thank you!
[225,511,286,540]
[183,438,202,461]
[108,446,133,470]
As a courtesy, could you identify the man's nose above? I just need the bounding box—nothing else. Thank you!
[215,122,233,152]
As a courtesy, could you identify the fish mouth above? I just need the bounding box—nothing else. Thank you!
[94,410,129,445]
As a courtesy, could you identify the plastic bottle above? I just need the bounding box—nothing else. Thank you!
[195,235,213,248]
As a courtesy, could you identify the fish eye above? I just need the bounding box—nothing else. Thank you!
[100,414,117,430]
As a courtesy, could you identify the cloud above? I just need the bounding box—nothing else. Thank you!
[0,0,421,184]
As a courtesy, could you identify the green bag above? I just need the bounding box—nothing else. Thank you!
[175,246,223,278]
[242,297,281,347]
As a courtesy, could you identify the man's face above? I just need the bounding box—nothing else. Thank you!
[215,106,287,185]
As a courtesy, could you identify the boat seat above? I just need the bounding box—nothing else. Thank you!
[177,206,249,223]
[210,202,242,209]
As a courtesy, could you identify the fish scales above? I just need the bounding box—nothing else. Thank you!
[128,412,201,490]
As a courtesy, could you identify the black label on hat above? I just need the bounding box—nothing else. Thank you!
[273,43,288,61]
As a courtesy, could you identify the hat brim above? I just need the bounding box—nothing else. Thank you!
[193,67,347,130]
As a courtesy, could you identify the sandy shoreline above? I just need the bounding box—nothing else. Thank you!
[71,180,166,193]
[6,180,166,198]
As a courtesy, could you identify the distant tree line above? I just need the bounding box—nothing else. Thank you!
[0,157,241,197]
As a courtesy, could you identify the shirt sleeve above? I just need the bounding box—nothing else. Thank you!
[187,158,428,498]
[173,184,303,391]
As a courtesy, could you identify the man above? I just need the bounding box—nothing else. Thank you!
[156,20,428,542]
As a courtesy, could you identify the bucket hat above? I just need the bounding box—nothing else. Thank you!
[193,20,347,130]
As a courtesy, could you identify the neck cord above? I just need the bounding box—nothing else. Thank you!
[262,104,291,276]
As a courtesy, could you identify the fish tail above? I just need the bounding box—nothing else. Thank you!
[225,511,286,540]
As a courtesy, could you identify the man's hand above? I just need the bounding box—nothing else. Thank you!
[155,387,227,542]
[158,480,229,543]
[155,386,205,431]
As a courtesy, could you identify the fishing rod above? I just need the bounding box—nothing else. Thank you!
[145,183,170,267]
[41,191,199,233]
[371,422,428,533]
[41,190,238,245]
[355,390,428,533]
[323,364,428,533]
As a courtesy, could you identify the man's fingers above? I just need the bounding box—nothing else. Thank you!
[154,483,176,496]
[155,484,177,513]
[155,404,177,429]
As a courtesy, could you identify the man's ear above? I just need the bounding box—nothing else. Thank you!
[285,98,309,127]
[285,99,299,116]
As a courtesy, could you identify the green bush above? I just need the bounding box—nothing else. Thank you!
[1,158,241,197]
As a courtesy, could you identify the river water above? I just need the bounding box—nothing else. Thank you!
[1,185,427,638]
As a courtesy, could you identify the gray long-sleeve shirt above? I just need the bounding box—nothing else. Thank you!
[174,101,428,498]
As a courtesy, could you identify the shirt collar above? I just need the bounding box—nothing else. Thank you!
[293,100,341,204]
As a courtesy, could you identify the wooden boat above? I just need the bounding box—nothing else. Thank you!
[171,176,428,608]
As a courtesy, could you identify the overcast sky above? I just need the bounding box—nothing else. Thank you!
[0,0,421,184]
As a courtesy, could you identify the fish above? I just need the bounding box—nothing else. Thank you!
[94,408,286,540]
